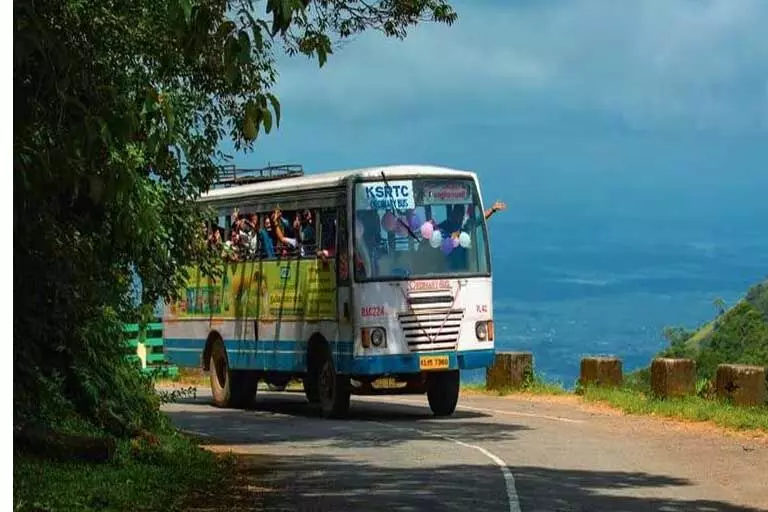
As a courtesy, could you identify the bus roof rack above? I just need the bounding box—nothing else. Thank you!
[213,164,304,188]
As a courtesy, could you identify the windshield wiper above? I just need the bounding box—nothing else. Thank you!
[380,170,420,242]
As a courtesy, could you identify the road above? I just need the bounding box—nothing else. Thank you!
[163,388,768,511]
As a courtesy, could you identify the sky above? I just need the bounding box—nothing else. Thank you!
[221,0,768,229]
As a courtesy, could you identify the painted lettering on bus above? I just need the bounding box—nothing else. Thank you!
[364,185,410,200]
[361,305,386,317]
[476,304,488,314]
[408,280,451,291]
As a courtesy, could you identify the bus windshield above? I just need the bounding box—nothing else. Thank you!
[353,177,491,281]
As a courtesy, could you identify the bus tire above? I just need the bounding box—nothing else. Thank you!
[317,345,351,418]
[209,341,257,409]
[303,377,320,403]
[426,370,460,417]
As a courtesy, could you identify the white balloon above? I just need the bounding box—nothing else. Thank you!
[458,232,471,248]
[429,231,443,248]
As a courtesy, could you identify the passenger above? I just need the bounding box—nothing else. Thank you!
[259,216,276,258]
[484,200,507,220]
[293,209,316,255]
[230,209,249,256]
[270,208,298,255]
[207,223,222,249]
[243,213,260,258]
[438,204,466,237]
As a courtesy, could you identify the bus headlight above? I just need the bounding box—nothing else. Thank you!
[370,327,386,347]
[362,327,387,348]
[475,321,488,340]
[476,321,494,341]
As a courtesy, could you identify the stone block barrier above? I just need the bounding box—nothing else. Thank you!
[486,352,534,391]
[715,364,766,406]
[650,358,696,399]
[579,356,623,388]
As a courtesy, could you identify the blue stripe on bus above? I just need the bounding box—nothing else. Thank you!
[164,338,353,372]
[164,338,493,375]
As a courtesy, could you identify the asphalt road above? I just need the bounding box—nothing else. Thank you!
[163,388,768,512]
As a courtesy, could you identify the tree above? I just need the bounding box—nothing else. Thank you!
[697,302,768,379]
[14,0,456,434]
[712,297,726,318]
[659,326,695,359]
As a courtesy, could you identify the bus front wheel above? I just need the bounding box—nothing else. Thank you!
[426,370,460,417]
[209,341,257,409]
[317,345,351,419]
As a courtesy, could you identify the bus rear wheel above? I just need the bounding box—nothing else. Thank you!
[317,345,351,419]
[426,370,460,417]
[209,341,257,409]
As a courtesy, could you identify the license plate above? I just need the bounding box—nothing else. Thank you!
[419,355,450,371]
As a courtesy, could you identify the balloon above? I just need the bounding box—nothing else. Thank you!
[381,212,397,232]
[440,237,454,255]
[408,213,422,232]
[429,231,442,248]
[420,221,434,239]
[458,231,471,248]
[451,236,460,248]
[355,220,364,238]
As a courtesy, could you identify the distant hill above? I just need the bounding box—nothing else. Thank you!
[659,279,768,379]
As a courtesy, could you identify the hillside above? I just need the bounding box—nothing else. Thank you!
[660,279,768,379]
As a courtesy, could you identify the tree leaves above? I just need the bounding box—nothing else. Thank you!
[179,0,193,25]
[266,93,280,129]
[14,0,458,436]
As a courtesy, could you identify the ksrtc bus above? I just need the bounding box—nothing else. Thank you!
[163,164,495,418]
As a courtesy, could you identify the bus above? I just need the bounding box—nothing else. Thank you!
[163,164,495,418]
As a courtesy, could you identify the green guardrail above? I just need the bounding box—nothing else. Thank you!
[122,319,178,378]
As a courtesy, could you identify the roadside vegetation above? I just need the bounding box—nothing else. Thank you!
[15,1,456,509]
[466,280,768,433]
[578,386,768,431]
[14,427,231,512]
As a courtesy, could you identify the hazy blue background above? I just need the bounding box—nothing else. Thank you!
[220,0,768,385]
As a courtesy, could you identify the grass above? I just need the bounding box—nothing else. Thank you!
[14,429,233,512]
[579,386,768,432]
[156,367,209,387]
[462,372,568,397]
[464,374,768,433]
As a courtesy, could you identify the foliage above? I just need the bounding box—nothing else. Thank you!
[696,302,768,378]
[14,431,231,512]
[15,0,456,435]
[469,370,567,396]
[659,326,696,359]
[657,280,768,381]
[745,280,768,319]
[157,386,198,405]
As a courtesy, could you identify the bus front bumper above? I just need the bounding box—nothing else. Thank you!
[340,348,495,375]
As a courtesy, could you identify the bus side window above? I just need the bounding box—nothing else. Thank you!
[336,207,350,284]
[319,208,337,255]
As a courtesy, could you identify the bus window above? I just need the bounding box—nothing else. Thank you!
[319,208,336,254]
[353,178,491,281]
[337,208,350,284]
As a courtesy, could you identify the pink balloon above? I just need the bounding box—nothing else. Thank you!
[420,221,434,239]
[452,236,460,248]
